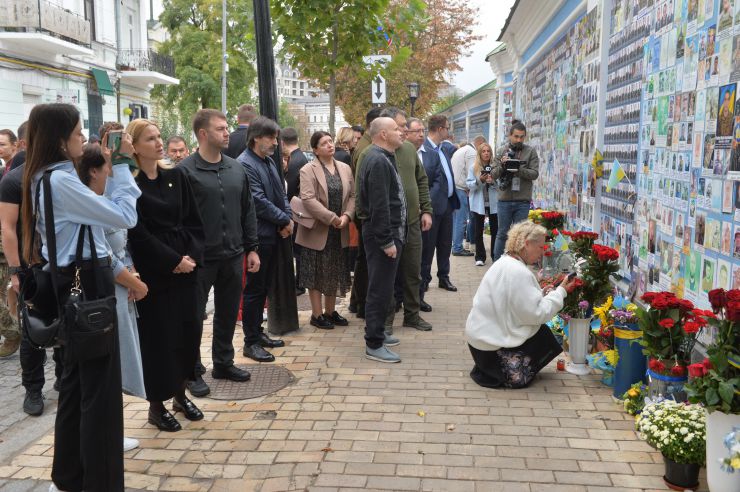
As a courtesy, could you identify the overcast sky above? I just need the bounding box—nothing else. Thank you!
[450,0,517,93]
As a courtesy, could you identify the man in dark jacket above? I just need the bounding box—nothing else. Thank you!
[237,117,291,363]
[224,104,257,159]
[356,117,406,363]
[282,127,308,295]
[179,109,260,396]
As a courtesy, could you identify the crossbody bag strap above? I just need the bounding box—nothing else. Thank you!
[73,224,104,299]
[41,171,63,317]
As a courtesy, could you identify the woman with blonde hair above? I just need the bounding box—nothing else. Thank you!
[466,142,498,266]
[125,119,205,432]
[334,127,353,165]
[465,221,578,388]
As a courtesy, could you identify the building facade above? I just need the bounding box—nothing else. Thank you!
[0,0,178,137]
[440,80,498,146]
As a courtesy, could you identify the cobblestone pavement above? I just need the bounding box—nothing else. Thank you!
[0,251,709,491]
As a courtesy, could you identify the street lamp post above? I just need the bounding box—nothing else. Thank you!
[406,82,420,117]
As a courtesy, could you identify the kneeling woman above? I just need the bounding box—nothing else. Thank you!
[464,222,577,388]
[126,119,205,431]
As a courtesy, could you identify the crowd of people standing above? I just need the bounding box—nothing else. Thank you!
[0,99,545,490]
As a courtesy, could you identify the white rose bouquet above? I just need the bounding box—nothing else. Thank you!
[636,400,706,466]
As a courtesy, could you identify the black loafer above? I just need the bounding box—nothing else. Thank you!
[259,333,285,348]
[310,314,334,329]
[212,365,252,381]
[326,311,349,326]
[438,278,457,291]
[173,396,204,421]
[242,344,275,363]
[187,375,210,397]
[420,300,433,312]
[148,409,181,432]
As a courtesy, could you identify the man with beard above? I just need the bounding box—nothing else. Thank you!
[237,117,291,363]
[491,120,540,261]
[179,109,261,396]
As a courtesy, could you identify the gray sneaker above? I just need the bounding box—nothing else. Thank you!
[384,332,400,347]
[365,345,401,363]
[403,317,433,331]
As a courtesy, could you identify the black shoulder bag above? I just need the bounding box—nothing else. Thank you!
[19,170,71,349]
[63,224,118,363]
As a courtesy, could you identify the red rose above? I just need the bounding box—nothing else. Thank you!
[671,364,686,377]
[648,358,666,373]
[658,318,675,328]
[687,363,705,378]
[702,358,712,371]
[562,230,573,237]
[727,290,740,302]
[642,292,657,303]
[727,300,740,322]
[651,297,671,310]
[552,229,559,235]
[683,321,700,334]
[708,289,728,312]
[677,299,694,312]
[544,251,553,257]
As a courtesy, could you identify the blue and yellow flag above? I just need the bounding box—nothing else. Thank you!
[606,159,626,192]
[553,230,569,251]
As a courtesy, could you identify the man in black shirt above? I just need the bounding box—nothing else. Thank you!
[0,163,63,415]
[282,127,308,295]
[5,121,27,174]
[356,117,407,363]
[224,104,257,159]
[179,109,260,396]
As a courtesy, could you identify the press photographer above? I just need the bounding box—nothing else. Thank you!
[491,120,539,261]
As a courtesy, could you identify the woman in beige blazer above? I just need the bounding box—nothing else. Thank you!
[296,131,356,329]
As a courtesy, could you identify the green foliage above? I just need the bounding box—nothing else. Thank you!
[152,0,257,130]
[278,98,297,129]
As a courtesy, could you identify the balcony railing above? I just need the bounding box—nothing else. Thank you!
[0,0,90,45]
[117,49,175,78]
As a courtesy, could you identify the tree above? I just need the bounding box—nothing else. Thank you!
[271,0,423,135]
[278,98,298,129]
[336,0,480,125]
[152,0,257,130]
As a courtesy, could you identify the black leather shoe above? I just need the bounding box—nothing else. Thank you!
[326,311,349,326]
[23,390,44,416]
[213,364,253,380]
[242,344,275,363]
[452,250,474,256]
[296,287,305,296]
[356,306,365,319]
[310,314,334,329]
[173,396,204,421]
[259,332,285,348]
[148,409,181,432]
[187,375,210,397]
[348,303,358,313]
[420,300,433,312]
[438,278,458,291]
[53,379,61,392]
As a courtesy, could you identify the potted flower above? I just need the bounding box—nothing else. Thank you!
[610,300,648,399]
[636,400,706,490]
[637,292,709,402]
[562,295,592,375]
[685,288,739,491]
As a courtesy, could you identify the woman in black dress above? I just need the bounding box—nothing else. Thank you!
[125,119,205,432]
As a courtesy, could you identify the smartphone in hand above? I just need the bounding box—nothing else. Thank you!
[106,130,122,151]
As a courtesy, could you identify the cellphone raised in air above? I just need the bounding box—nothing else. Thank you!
[106,130,122,151]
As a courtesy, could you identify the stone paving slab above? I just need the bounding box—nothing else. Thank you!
[0,248,710,491]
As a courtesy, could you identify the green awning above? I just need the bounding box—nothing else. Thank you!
[91,68,115,96]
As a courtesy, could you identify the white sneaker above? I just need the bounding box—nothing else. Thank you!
[49,483,67,492]
[123,436,140,452]
[262,309,268,321]
[475,260,485,266]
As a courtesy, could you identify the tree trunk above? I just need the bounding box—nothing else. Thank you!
[329,15,338,136]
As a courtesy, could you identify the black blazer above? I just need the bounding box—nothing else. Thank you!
[420,139,460,215]
[225,125,249,159]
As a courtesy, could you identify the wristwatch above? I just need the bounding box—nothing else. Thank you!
[8,266,22,275]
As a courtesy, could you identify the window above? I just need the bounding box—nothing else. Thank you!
[84,0,96,41]
[292,81,297,88]
[300,82,305,89]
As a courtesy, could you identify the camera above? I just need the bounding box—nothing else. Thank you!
[507,149,516,159]
[483,165,493,174]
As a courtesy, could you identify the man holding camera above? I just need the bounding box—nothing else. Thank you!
[491,120,539,261]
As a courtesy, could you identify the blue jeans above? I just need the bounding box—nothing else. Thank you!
[493,201,531,261]
[452,188,470,253]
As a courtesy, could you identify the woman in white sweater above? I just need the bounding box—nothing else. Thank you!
[465,221,578,388]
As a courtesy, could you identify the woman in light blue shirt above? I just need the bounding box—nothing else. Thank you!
[21,104,140,492]
[466,143,499,266]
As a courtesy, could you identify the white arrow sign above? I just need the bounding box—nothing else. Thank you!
[371,73,386,104]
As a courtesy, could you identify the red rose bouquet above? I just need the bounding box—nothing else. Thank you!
[528,209,565,241]
[685,289,740,413]
[637,292,710,377]
[567,231,600,261]
[580,244,620,307]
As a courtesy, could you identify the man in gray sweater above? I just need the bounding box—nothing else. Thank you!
[491,120,539,260]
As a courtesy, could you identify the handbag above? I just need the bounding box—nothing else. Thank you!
[63,224,117,363]
[290,195,316,229]
[19,170,69,349]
